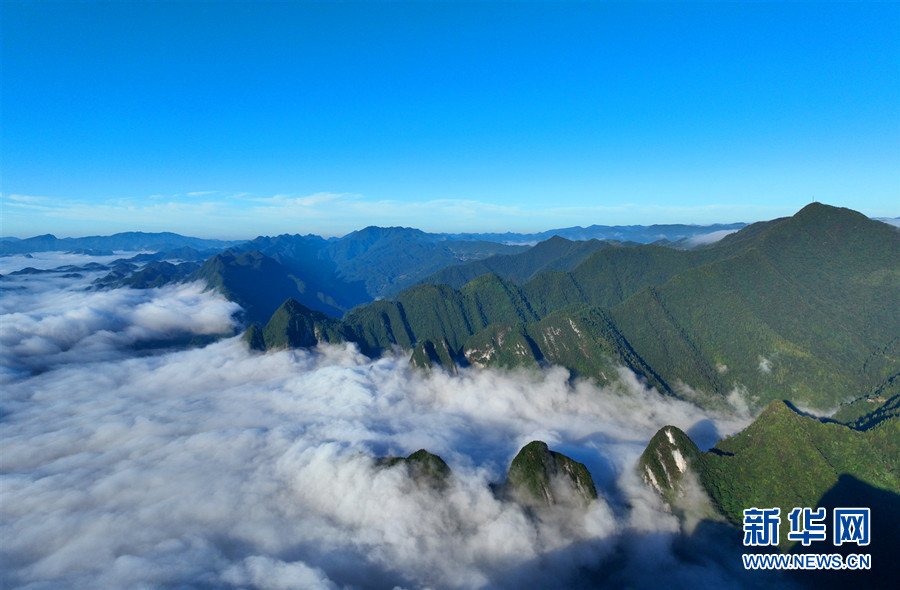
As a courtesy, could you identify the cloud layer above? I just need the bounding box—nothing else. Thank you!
[1,260,792,589]
[1,267,240,376]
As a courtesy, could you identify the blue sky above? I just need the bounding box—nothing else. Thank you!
[2,1,898,239]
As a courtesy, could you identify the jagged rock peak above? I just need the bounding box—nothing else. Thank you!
[638,426,703,501]
[409,338,458,374]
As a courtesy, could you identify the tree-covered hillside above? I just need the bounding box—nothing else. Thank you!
[323,226,527,297]
[250,203,900,412]
[418,235,618,290]
[639,399,900,586]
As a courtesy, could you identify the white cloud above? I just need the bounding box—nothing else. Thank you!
[0,267,240,374]
[0,267,788,589]
[5,194,50,204]
[0,338,759,589]
[252,192,356,208]
[683,229,740,248]
[222,557,339,590]
[0,251,144,274]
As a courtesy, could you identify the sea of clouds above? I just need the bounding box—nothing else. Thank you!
[0,255,796,589]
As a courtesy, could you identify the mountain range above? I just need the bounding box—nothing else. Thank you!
[1,222,748,255]
[8,202,898,584]
[437,222,749,245]
[7,204,897,413]
[0,231,241,255]
[1,223,756,324]
[249,203,900,413]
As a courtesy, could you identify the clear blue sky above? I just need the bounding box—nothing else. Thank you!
[3,1,898,239]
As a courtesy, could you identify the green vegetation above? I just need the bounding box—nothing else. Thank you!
[505,441,597,508]
[611,204,900,408]
[638,425,705,506]
[92,260,201,289]
[462,323,541,371]
[409,338,458,373]
[526,306,670,392]
[419,236,616,290]
[340,274,538,356]
[642,401,900,550]
[831,391,900,430]
[260,299,346,350]
[377,449,452,489]
[249,203,900,412]
[323,226,526,297]
[242,323,266,352]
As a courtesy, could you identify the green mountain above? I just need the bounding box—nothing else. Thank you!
[322,226,527,298]
[257,298,347,350]
[640,400,900,552]
[831,392,900,430]
[249,203,900,412]
[189,228,525,322]
[518,241,720,317]
[610,203,900,408]
[419,235,618,290]
[241,323,267,352]
[337,273,540,356]
[92,260,201,289]
[377,449,452,489]
[638,424,706,507]
[704,402,898,531]
[504,441,598,508]
[409,338,459,374]
[372,443,597,510]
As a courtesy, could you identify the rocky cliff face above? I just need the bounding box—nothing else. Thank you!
[639,401,900,552]
[408,338,458,373]
[637,425,704,504]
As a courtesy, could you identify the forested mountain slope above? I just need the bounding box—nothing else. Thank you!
[249,203,900,411]
[418,236,620,290]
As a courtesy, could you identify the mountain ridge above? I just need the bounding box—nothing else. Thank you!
[247,203,900,412]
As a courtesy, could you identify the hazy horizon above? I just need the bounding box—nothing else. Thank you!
[3,216,753,242]
[2,205,898,243]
